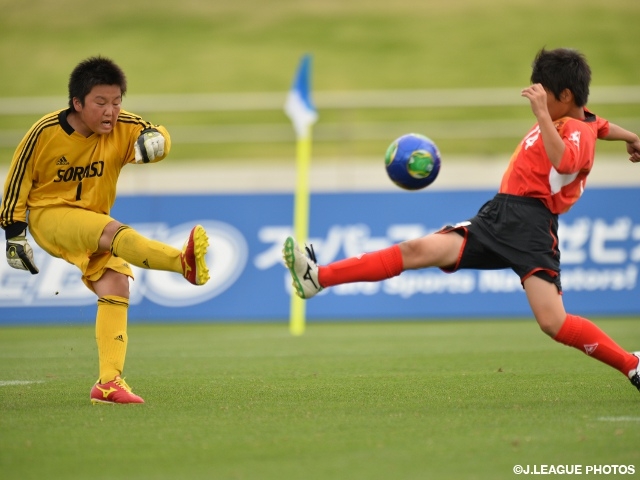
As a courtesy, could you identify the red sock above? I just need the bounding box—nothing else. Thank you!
[554,314,638,375]
[318,245,404,287]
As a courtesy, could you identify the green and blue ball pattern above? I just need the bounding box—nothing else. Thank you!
[384,133,441,190]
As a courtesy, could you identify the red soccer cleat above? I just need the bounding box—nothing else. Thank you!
[90,376,145,405]
[180,225,210,286]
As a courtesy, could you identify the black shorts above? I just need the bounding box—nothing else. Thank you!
[438,193,562,291]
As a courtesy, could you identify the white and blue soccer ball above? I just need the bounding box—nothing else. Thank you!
[384,133,441,190]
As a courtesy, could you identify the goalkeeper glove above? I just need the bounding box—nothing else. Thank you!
[134,128,165,163]
[6,228,39,274]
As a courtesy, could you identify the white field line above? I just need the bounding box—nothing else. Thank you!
[0,119,541,147]
[597,416,640,422]
[0,86,639,115]
[3,118,640,148]
[0,380,44,386]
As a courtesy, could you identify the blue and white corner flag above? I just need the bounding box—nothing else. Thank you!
[284,54,318,139]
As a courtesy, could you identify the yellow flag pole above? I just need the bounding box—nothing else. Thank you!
[285,54,317,336]
[289,129,312,336]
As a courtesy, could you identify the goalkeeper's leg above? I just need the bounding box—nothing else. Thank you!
[105,222,210,286]
[108,224,181,272]
[89,266,144,404]
[95,294,129,383]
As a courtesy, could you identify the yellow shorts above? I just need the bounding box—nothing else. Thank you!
[28,206,133,291]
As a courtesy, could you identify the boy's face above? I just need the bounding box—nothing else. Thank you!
[544,87,573,121]
[72,84,122,136]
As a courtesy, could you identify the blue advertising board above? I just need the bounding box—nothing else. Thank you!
[1,187,639,324]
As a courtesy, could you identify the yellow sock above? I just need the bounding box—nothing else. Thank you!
[111,225,181,272]
[96,295,129,384]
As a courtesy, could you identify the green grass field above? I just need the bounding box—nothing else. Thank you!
[2,319,639,480]
[2,0,640,94]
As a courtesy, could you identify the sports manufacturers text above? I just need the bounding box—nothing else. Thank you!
[513,464,635,475]
[2,189,640,323]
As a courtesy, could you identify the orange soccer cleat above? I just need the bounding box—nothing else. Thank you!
[180,225,210,286]
[90,376,145,405]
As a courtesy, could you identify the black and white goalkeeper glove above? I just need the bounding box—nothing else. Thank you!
[6,229,39,274]
[134,128,165,163]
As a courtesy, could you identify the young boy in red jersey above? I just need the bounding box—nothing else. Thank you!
[283,48,640,395]
[1,57,210,404]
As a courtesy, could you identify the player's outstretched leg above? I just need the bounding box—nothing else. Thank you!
[282,237,322,299]
[628,352,640,392]
[90,376,144,405]
[180,225,210,286]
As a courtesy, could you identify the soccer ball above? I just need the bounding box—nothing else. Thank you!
[384,133,441,190]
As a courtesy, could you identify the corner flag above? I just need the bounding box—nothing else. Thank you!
[285,54,318,336]
[285,55,318,139]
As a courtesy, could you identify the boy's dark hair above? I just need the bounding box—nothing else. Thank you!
[68,56,127,109]
[530,48,591,107]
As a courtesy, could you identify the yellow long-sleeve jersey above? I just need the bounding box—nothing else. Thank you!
[1,108,171,230]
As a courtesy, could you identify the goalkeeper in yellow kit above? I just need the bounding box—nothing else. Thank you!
[0,56,210,404]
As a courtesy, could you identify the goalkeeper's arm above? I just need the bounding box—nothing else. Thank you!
[4,221,39,274]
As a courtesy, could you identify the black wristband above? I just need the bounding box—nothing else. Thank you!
[4,221,28,240]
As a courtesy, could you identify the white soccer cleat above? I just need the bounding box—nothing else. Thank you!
[282,236,322,299]
[628,352,640,393]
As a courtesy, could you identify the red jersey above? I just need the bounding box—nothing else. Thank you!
[499,110,609,214]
